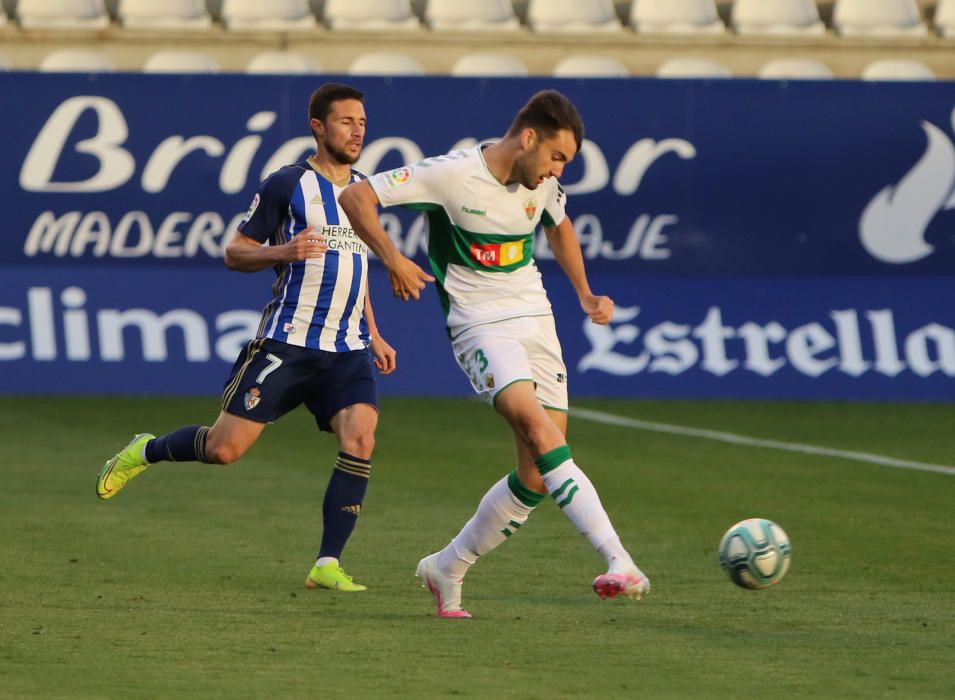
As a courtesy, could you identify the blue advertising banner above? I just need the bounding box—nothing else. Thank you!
[1,74,953,399]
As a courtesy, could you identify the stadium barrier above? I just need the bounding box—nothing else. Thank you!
[2,74,952,400]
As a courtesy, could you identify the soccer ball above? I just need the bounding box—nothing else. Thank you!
[718,518,792,589]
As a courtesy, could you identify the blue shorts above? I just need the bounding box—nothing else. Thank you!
[221,338,378,432]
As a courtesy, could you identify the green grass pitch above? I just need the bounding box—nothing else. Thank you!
[1,397,953,699]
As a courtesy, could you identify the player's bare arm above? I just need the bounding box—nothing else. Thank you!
[224,227,329,272]
[364,290,396,375]
[338,180,434,301]
[543,217,613,325]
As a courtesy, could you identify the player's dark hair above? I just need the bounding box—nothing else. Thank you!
[506,90,584,151]
[308,83,364,123]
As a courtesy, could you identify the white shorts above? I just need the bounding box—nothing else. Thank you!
[451,315,568,411]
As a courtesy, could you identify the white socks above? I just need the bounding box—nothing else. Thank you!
[434,446,634,579]
[536,446,632,567]
[436,472,543,579]
[540,461,620,554]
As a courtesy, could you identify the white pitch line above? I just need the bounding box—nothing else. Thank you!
[572,407,955,477]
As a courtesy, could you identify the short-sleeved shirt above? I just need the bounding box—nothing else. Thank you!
[368,145,567,339]
[239,159,369,352]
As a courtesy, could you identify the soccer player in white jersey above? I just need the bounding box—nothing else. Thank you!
[96,84,396,593]
[339,90,650,617]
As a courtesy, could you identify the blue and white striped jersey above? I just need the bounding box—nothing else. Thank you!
[238,160,369,352]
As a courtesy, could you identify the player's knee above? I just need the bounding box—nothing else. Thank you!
[340,430,375,460]
[520,419,559,454]
[203,441,240,465]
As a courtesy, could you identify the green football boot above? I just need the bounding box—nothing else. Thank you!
[96,433,155,500]
[305,563,367,592]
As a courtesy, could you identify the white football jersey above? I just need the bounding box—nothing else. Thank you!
[368,145,567,338]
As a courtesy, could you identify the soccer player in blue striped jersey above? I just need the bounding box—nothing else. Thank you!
[96,84,394,593]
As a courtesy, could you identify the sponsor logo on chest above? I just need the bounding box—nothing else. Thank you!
[470,241,525,267]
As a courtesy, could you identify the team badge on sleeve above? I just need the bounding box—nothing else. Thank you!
[241,193,260,224]
[382,166,414,189]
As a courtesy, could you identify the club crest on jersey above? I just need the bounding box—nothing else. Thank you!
[241,193,260,224]
[244,387,261,411]
[382,166,413,190]
[484,373,495,389]
[523,198,537,221]
[284,322,296,334]
[470,241,525,267]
